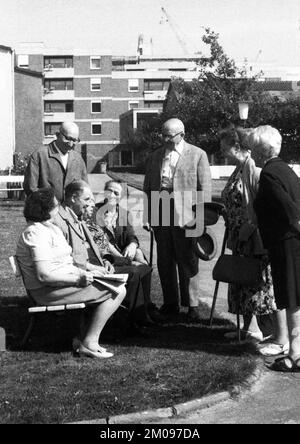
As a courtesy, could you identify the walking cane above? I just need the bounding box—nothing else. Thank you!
[149,227,154,267]
[209,226,228,326]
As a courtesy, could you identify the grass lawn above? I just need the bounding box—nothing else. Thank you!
[0,193,261,424]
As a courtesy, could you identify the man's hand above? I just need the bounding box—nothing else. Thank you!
[143,223,151,232]
[123,242,137,260]
[103,260,115,274]
[92,267,108,278]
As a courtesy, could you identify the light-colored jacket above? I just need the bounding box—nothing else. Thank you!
[53,205,104,269]
[143,141,212,227]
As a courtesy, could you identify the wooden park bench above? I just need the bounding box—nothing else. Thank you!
[9,255,87,347]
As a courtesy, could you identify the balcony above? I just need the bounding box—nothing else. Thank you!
[43,67,74,78]
[43,89,74,100]
[143,90,167,101]
[43,112,75,123]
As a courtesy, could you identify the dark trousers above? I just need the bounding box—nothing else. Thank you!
[115,263,152,321]
[153,226,200,307]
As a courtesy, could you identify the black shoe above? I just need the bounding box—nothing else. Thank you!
[159,303,180,316]
[187,307,202,322]
[126,322,150,338]
[148,307,167,323]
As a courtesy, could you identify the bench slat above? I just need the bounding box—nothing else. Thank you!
[66,303,86,310]
[46,305,66,312]
[29,306,47,313]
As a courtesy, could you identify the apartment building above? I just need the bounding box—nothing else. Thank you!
[0,45,15,170]
[14,43,203,171]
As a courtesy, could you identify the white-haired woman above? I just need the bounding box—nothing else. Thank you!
[252,125,300,372]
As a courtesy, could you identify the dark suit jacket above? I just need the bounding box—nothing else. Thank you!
[143,141,211,227]
[53,205,104,269]
[254,157,300,247]
[24,142,88,202]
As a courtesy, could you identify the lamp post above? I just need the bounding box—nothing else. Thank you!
[238,101,249,127]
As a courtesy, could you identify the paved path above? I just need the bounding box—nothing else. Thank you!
[146,369,300,424]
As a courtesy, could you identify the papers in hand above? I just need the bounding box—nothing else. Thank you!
[93,273,129,295]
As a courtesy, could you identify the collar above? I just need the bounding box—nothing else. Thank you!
[65,206,81,223]
[165,139,185,156]
[53,141,69,157]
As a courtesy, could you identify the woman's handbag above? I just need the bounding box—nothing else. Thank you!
[212,254,264,287]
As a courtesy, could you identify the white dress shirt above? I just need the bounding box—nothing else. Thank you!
[55,143,69,170]
[161,139,184,189]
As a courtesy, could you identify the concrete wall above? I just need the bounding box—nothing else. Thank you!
[0,47,14,170]
[14,69,43,156]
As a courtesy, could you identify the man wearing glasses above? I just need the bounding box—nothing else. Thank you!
[24,121,88,202]
[143,118,212,321]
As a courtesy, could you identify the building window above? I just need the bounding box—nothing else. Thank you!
[44,56,73,68]
[44,79,73,91]
[144,79,170,91]
[144,101,163,109]
[121,150,133,166]
[91,101,102,113]
[45,123,61,136]
[128,79,139,92]
[91,122,102,135]
[44,101,73,112]
[90,78,101,91]
[17,55,29,68]
[90,57,101,69]
[128,101,139,110]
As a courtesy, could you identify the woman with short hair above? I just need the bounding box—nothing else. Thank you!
[252,125,300,371]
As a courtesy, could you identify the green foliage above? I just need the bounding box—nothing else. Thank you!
[12,153,30,175]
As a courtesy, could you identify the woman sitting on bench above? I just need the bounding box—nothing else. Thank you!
[16,188,126,359]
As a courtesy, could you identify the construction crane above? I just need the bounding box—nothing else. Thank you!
[159,6,189,55]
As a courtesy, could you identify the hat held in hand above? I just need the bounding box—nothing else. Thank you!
[194,227,218,261]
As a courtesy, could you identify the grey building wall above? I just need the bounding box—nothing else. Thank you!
[14,68,43,156]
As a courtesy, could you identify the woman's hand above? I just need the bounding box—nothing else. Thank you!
[123,242,137,260]
[77,271,94,287]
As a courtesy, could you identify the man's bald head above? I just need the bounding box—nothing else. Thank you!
[56,121,80,153]
[161,118,185,148]
[162,118,185,134]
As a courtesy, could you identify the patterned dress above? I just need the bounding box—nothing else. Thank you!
[221,166,276,316]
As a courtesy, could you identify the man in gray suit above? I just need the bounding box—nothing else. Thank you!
[143,118,212,320]
[24,121,88,203]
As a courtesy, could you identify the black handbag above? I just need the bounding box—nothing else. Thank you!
[212,254,264,287]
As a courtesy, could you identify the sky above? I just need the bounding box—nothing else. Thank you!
[1,0,300,66]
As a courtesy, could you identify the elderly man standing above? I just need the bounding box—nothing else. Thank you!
[143,118,212,321]
[24,121,88,202]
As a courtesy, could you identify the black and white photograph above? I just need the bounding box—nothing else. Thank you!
[1,0,300,426]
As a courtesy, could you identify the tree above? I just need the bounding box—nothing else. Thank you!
[134,28,300,166]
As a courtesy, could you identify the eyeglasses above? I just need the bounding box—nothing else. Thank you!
[60,131,80,143]
[160,131,183,141]
[105,188,121,196]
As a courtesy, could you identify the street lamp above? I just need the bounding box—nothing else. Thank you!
[238,101,249,127]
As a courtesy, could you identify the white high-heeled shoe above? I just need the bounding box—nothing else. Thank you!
[78,343,113,359]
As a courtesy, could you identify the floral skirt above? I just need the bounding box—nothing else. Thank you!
[228,264,277,316]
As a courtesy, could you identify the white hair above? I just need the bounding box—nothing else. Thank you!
[250,125,282,159]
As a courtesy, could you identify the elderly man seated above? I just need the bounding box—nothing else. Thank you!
[53,180,161,334]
